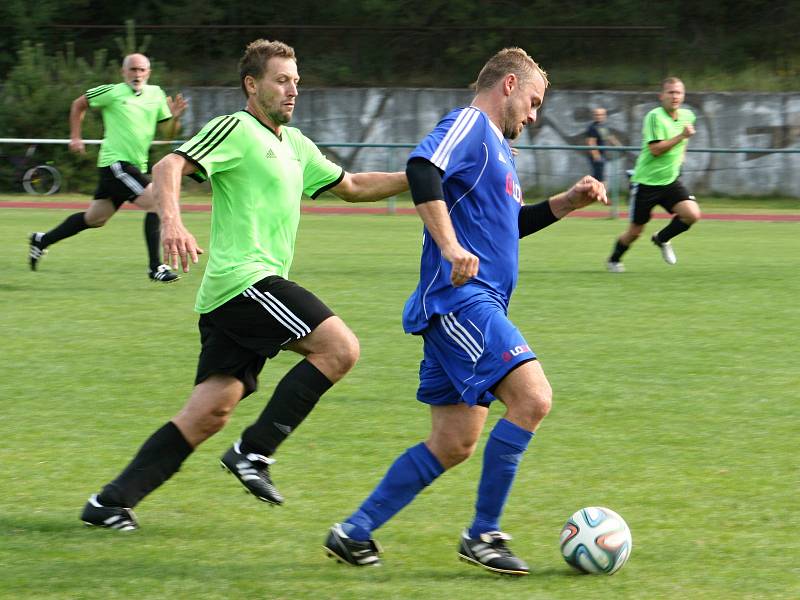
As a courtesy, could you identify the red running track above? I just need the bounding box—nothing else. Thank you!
[1,200,798,221]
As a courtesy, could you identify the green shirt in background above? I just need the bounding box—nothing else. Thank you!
[86,83,172,172]
[631,106,696,186]
[175,110,344,314]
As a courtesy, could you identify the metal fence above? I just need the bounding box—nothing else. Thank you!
[1,138,799,211]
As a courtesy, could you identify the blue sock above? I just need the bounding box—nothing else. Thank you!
[468,418,533,539]
[344,442,444,541]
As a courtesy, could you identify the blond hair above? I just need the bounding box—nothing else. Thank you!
[474,47,548,91]
[239,39,296,97]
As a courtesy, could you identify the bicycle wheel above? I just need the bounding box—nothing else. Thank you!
[23,165,62,195]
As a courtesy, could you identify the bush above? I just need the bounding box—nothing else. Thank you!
[0,41,119,192]
[0,24,177,193]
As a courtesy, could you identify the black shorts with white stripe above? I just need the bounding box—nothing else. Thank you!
[195,275,335,397]
[93,162,150,208]
[628,178,694,225]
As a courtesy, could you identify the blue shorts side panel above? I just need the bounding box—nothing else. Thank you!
[416,300,536,407]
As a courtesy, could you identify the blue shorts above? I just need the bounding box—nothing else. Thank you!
[416,299,536,407]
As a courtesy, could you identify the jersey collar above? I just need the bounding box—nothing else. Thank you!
[469,106,504,142]
[243,109,282,141]
[125,83,143,96]
[661,106,679,121]
[487,118,504,142]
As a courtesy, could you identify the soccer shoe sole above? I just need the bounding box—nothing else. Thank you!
[457,552,530,576]
[323,545,382,567]
[219,461,282,506]
[324,545,357,566]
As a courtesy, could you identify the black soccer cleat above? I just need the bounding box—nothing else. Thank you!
[220,440,284,505]
[148,264,180,283]
[29,232,46,271]
[324,523,382,567]
[457,529,530,576]
[80,494,139,531]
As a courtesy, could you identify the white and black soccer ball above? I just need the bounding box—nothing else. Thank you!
[559,506,632,575]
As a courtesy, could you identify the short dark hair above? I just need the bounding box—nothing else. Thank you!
[661,76,684,89]
[473,47,548,92]
[239,39,296,97]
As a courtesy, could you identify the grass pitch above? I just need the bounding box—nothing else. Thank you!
[0,205,798,599]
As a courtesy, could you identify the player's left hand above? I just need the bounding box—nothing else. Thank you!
[168,93,188,119]
[566,175,608,209]
[162,220,203,272]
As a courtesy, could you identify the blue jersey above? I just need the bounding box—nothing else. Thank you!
[402,106,524,334]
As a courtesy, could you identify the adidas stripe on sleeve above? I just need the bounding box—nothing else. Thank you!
[644,110,662,143]
[174,115,242,181]
[428,107,481,172]
[85,84,116,108]
[408,107,483,179]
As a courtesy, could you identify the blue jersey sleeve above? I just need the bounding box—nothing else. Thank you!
[409,107,486,182]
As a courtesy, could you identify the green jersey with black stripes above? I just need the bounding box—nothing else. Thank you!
[631,106,696,186]
[174,110,344,313]
[85,83,172,172]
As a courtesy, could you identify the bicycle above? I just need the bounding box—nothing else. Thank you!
[1,144,62,195]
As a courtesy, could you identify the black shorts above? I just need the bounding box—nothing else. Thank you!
[94,162,150,209]
[195,276,335,397]
[629,179,694,225]
[590,159,605,181]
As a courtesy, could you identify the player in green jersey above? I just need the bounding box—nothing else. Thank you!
[607,77,701,272]
[80,39,408,530]
[29,53,187,282]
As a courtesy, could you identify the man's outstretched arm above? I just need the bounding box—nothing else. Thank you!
[519,175,608,238]
[328,170,408,203]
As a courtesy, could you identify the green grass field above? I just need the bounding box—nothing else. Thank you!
[1,207,798,599]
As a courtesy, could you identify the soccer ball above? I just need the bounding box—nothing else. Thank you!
[559,506,632,575]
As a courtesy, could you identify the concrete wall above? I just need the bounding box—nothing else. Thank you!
[180,87,800,197]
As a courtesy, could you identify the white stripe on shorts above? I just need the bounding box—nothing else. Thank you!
[110,162,145,196]
[243,286,311,339]
[441,312,483,362]
[628,182,638,223]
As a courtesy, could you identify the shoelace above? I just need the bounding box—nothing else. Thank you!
[245,451,275,466]
[480,532,515,557]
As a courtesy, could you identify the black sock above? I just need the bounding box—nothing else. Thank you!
[144,212,161,271]
[97,421,193,508]
[656,216,691,243]
[240,360,333,457]
[41,212,89,248]
[609,239,630,262]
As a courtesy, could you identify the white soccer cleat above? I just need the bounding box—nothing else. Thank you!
[652,235,677,265]
[606,261,625,273]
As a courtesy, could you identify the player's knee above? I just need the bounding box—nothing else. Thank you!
[531,386,553,422]
[201,406,233,436]
[330,330,360,375]
[682,210,701,225]
[85,215,108,227]
[515,385,552,429]
[440,439,478,468]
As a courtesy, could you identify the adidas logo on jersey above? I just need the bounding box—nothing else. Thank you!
[265,148,277,159]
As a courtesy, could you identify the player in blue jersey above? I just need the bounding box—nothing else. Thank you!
[324,48,607,575]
